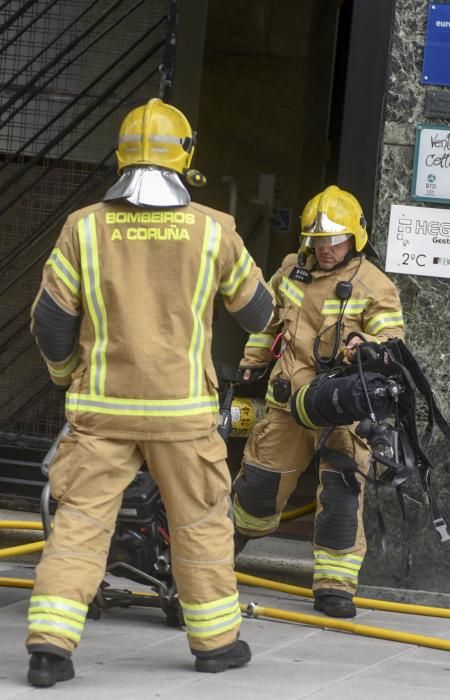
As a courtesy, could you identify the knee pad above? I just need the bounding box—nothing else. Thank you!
[233,462,281,517]
[315,471,359,550]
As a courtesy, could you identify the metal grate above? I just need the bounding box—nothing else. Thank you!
[0,0,175,440]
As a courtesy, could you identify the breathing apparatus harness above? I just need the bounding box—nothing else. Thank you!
[291,339,450,563]
[311,251,364,370]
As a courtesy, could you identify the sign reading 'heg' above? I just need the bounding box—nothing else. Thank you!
[386,204,450,279]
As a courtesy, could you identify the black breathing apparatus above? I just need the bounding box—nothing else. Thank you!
[291,339,450,545]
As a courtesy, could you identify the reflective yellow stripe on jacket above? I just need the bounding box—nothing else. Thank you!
[65,393,218,416]
[246,333,273,349]
[46,248,81,297]
[180,592,241,639]
[279,276,304,307]
[220,247,252,297]
[364,310,404,335]
[28,595,88,643]
[78,213,108,396]
[321,298,369,316]
[189,217,221,396]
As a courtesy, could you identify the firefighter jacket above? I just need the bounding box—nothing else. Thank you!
[31,200,274,440]
[241,252,404,408]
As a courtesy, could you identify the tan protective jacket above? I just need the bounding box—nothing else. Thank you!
[241,253,405,407]
[31,200,274,439]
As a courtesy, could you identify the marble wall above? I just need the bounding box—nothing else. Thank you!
[361,0,450,592]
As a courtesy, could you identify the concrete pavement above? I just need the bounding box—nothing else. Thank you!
[2,554,450,700]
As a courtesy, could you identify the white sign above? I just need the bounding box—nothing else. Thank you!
[386,204,450,278]
[412,124,450,203]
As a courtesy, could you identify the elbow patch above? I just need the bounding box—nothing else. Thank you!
[232,282,274,333]
[33,289,79,362]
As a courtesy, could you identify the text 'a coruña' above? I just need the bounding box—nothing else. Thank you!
[110,227,190,241]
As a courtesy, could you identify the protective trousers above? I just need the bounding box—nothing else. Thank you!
[27,428,240,657]
[233,407,370,598]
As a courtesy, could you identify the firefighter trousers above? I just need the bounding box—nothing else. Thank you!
[27,428,240,657]
[233,406,370,598]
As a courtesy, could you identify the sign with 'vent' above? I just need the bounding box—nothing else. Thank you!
[422,3,450,86]
[411,124,450,204]
[386,204,450,279]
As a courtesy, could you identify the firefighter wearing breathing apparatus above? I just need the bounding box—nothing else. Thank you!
[26,98,274,687]
[233,185,405,618]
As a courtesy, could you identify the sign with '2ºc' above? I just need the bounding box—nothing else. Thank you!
[386,204,450,279]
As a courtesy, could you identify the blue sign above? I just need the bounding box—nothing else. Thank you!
[272,208,292,233]
[422,3,450,86]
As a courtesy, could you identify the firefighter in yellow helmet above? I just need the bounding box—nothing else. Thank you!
[233,185,404,618]
[26,98,274,687]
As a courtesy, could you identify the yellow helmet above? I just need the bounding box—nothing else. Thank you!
[300,185,368,252]
[116,98,195,174]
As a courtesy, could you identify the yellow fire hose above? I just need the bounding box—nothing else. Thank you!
[236,571,450,620]
[2,519,450,652]
[280,501,316,521]
[238,602,450,652]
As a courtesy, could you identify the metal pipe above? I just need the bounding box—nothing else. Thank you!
[0,55,161,280]
[0,154,116,277]
[0,0,126,118]
[0,0,39,36]
[0,0,102,86]
[0,39,164,204]
[0,0,60,57]
[0,5,164,174]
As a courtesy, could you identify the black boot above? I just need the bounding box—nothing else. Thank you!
[27,652,75,688]
[234,530,250,557]
[195,640,251,673]
[314,594,356,618]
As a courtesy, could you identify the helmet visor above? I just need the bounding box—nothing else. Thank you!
[302,233,353,248]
